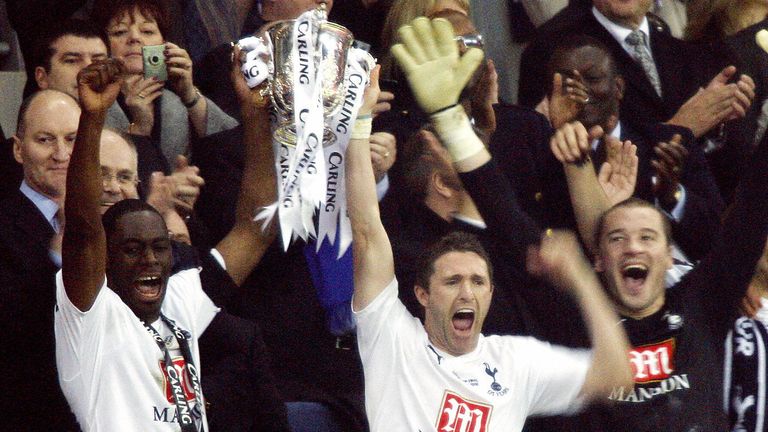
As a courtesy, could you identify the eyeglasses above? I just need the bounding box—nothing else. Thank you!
[455,33,484,51]
[101,169,140,186]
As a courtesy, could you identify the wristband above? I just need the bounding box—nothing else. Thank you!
[351,116,373,141]
[430,105,485,162]
[182,88,202,108]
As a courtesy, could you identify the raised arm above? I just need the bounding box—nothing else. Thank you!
[62,59,125,311]
[214,46,277,287]
[349,66,395,311]
[527,230,634,401]
[551,121,637,254]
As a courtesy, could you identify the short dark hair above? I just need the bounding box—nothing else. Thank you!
[32,19,108,72]
[400,128,463,203]
[15,89,77,137]
[595,198,673,248]
[102,198,166,240]
[92,0,170,41]
[415,231,494,291]
[546,34,618,95]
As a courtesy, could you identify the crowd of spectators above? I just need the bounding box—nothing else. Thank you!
[2,0,768,431]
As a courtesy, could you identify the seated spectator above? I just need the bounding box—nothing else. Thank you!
[91,0,238,170]
[349,18,633,430]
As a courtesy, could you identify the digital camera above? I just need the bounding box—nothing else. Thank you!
[142,44,167,81]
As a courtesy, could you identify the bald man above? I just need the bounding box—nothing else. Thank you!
[0,89,81,430]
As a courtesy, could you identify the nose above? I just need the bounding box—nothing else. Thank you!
[625,237,644,254]
[53,139,72,162]
[141,246,159,264]
[102,175,121,193]
[127,26,142,45]
[457,280,474,302]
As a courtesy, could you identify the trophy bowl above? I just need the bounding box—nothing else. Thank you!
[268,18,354,146]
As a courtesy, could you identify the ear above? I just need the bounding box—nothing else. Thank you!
[415,284,430,308]
[12,135,24,165]
[35,66,50,89]
[432,173,453,199]
[615,75,625,101]
[593,253,604,273]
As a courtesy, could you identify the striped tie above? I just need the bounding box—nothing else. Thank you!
[625,29,662,97]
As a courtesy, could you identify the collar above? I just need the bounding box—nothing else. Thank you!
[592,6,651,49]
[592,121,622,151]
[453,214,487,230]
[425,335,485,366]
[19,180,60,231]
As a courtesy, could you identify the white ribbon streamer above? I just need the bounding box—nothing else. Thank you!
[317,48,373,252]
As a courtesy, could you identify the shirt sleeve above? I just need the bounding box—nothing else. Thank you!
[54,270,116,382]
[514,337,592,416]
[163,269,220,338]
[354,278,422,364]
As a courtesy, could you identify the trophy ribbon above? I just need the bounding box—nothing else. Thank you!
[274,9,326,246]
[317,47,374,255]
[238,36,273,88]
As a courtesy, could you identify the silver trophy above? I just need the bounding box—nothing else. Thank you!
[267,7,354,146]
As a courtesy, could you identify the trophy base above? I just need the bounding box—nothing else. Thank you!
[274,125,337,147]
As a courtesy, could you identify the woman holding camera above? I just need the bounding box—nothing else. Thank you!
[92,0,238,169]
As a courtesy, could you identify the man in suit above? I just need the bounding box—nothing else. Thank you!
[518,0,754,143]
[0,89,80,430]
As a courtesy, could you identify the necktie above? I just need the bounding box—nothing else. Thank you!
[53,208,64,234]
[625,29,662,97]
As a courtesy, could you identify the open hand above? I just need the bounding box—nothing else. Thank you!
[652,134,687,208]
[549,71,589,129]
[391,17,483,114]
[598,136,638,206]
[668,66,755,137]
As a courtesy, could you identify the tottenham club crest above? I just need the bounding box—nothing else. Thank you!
[484,363,509,396]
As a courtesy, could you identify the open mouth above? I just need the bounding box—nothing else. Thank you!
[452,308,475,333]
[621,264,648,294]
[134,275,163,301]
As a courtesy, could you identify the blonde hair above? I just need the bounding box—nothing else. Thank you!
[380,0,471,80]
[686,0,767,40]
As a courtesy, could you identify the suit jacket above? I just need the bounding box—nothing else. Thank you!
[0,137,23,202]
[491,104,724,261]
[518,9,713,130]
[106,88,238,168]
[0,190,79,431]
